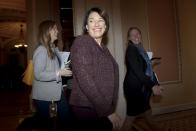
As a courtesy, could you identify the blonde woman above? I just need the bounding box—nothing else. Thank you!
[122,27,163,131]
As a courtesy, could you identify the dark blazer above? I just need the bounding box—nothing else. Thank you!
[124,44,155,91]
[70,34,119,117]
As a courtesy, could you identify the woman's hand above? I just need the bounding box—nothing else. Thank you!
[59,67,72,77]
[152,85,163,95]
[108,113,122,130]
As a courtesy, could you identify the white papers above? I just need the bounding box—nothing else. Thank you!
[147,52,153,59]
[59,52,70,69]
[55,48,70,69]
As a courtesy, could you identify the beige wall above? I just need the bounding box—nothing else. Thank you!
[147,0,180,83]
[120,0,150,51]
[120,0,196,114]
[152,0,196,113]
[178,0,196,101]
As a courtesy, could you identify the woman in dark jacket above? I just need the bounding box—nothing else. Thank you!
[70,8,121,131]
[122,27,163,131]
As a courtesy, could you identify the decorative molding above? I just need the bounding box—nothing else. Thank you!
[146,0,182,85]
[174,0,183,83]
[158,0,182,85]
[0,8,26,22]
[0,0,26,11]
[144,0,151,51]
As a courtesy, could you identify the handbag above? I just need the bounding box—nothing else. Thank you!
[22,60,34,86]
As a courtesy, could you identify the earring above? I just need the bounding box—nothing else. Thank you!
[86,25,88,31]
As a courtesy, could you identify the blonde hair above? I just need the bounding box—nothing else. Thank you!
[126,26,144,48]
[38,20,56,59]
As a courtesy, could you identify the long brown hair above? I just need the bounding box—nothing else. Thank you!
[38,20,56,59]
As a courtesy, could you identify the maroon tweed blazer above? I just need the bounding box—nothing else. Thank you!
[70,34,119,117]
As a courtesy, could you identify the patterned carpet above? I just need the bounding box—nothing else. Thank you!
[133,109,196,131]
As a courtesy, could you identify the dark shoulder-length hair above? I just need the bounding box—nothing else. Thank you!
[38,20,56,59]
[127,26,142,45]
[83,7,109,35]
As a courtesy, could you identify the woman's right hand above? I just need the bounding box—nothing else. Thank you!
[59,67,72,77]
[152,85,163,95]
[108,113,122,130]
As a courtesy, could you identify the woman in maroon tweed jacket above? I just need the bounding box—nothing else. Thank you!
[70,8,121,130]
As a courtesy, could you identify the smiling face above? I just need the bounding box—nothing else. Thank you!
[49,25,58,43]
[86,12,106,44]
[129,29,142,45]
